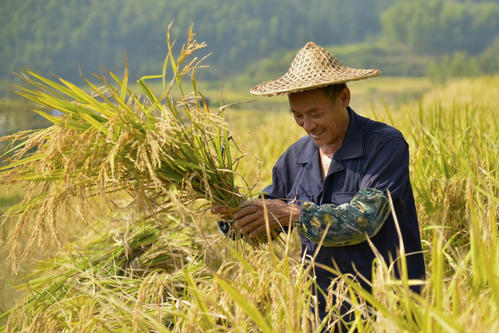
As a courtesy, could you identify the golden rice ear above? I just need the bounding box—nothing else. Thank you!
[250,42,380,96]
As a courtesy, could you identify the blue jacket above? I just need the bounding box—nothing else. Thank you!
[263,107,425,304]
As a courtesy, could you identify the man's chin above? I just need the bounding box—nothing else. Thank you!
[309,134,324,145]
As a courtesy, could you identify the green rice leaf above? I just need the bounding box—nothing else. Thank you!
[121,56,128,100]
[24,70,80,100]
[79,112,108,135]
[0,153,44,171]
[58,78,116,119]
[33,109,61,124]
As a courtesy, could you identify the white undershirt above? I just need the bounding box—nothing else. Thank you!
[319,150,333,180]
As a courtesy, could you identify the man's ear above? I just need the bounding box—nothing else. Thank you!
[339,87,351,107]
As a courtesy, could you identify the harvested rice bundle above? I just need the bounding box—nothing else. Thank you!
[0,26,247,270]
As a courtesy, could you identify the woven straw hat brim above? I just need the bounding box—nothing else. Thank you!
[250,68,380,96]
[249,41,381,96]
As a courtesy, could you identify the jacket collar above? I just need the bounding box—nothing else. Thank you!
[296,106,364,164]
[335,106,364,160]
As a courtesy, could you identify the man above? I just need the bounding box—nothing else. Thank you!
[215,42,425,325]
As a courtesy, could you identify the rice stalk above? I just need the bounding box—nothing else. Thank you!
[1,213,210,332]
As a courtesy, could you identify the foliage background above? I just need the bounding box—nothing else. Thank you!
[1,0,498,86]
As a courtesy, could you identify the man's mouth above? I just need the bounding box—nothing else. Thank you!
[309,131,324,139]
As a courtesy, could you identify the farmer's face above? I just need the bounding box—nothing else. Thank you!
[289,88,350,148]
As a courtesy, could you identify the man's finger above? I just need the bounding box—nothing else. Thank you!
[249,224,268,238]
[238,212,279,235]
[211,205,229,214]
[249,218,280,238]
[211,206,218,213]
[233,205,259,220]
[240,217,271,236]
[239,221,260,235]
[234,210,261,229]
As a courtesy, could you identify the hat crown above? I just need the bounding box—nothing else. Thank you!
[285,42,342,81]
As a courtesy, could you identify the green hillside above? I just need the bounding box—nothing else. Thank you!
[0,0,395,82]
[1,0,498,87]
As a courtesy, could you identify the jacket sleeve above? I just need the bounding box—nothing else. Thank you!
[294,188,390,246]
[261,141,296,202]
[359,136,411,203]
[261,164,286,200]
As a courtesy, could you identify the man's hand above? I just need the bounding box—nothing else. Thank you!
[232,199,300,238]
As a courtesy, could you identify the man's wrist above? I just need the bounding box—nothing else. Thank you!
[289,203,301,228]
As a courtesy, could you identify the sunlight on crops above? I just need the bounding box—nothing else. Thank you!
[0,67,498,331]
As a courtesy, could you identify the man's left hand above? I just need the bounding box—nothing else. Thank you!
[233,199,300,238]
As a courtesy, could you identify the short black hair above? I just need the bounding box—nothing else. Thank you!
[321,83,347,102]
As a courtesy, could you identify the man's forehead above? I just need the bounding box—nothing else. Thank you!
[288,89,332,112]
[288,88,324,99]
[289,106,320,114]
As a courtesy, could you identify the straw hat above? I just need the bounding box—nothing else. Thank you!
[250,42,381,96]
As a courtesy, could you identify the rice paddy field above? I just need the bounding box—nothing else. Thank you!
[0,36,497,332]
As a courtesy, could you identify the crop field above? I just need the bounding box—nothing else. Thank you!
[0,37,497,332]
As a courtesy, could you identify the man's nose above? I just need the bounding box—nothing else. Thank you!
[302,118,315,132]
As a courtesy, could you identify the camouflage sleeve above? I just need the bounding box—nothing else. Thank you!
[293,188,390,247]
